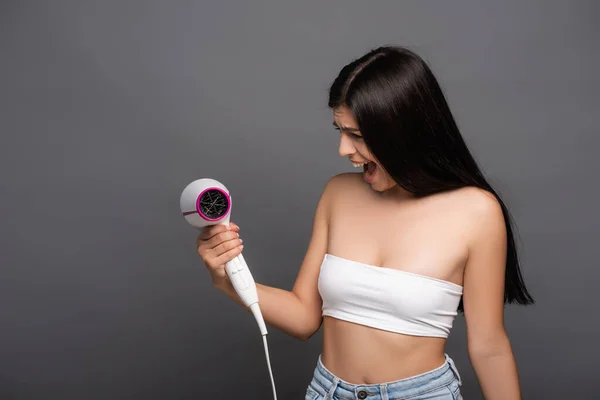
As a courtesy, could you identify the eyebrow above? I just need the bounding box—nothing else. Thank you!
[332,122,360,132]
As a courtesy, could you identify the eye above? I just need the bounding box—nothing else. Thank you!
[334,127,363,140]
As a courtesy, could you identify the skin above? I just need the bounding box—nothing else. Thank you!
[196,105,522,399]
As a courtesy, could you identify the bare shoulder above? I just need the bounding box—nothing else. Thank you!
[461,185,499,205]
[418,185,501,216]
[453,186,506,245]
[450,186,501,213]
[321,172,364,200]
[325,171,363,188]
[459,186,504,222]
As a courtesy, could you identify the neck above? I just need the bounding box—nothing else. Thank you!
[379,184,415,201]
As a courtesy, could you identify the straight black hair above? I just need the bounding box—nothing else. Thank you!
[329,46,534,311]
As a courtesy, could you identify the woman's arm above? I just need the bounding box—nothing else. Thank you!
[216,176,334,341]
[462,190,522,400]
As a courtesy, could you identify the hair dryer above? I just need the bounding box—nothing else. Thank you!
[180,178,277,399]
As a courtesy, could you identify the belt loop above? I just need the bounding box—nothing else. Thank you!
[326,377,339,400]
[445,354,462,386]
[380,383,389,400]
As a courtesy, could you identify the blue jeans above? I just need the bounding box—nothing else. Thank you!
[305,354,463,400]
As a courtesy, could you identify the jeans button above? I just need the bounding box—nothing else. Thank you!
[357,390,367,399]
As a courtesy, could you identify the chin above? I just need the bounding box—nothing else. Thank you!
[373,179,399,193]
[370,180,393,192]
[371,183,385,192]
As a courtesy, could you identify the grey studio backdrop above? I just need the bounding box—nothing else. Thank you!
[1,1,598,399]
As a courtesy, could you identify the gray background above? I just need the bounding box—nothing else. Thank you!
[1,1,598,399]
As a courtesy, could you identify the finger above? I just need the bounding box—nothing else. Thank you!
[198,230,238,255]
[206,230,239,248]
[229,222,240,231]
[197,224,229,242]
[214,243,244,265]
[212,236,243,256]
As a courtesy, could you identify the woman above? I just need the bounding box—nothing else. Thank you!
[196,46,534,400]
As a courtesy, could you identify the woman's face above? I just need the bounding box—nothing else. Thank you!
[333,106,398,193]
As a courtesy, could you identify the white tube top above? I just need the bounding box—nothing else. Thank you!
[318,253,463,338]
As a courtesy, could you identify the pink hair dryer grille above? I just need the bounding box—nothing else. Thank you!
[180,179,232,229]
[197,188,230,220]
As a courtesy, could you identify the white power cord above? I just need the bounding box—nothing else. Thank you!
[249,303,277,399]
[262,334,277,400]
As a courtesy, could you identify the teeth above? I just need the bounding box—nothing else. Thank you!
[352,161,368,168]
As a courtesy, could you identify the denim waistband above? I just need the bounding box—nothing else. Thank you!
[309,353,462,400]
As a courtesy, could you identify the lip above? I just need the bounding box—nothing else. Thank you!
[364,162,377,183]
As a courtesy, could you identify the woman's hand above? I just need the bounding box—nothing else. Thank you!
[196,222,243,290]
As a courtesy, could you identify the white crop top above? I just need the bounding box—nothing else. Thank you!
[318,254,463,338]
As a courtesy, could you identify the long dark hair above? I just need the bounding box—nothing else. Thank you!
[328,46,534,310]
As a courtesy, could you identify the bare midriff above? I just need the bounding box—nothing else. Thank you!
[321,316,447,384]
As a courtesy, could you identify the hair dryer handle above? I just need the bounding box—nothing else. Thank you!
[225,254,268,335]
[225,254,256,305]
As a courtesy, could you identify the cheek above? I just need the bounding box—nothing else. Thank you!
[356,143,372,158]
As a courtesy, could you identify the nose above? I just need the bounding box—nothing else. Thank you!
[338,133,355,157]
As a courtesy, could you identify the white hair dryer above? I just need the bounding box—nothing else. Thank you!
[180,178,277,399]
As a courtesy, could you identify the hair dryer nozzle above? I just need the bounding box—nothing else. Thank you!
[180,178,232,229]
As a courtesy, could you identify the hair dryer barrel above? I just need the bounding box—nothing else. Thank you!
[180,178,232,229]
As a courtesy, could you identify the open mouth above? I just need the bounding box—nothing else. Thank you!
[350,159,377,182]
[364,161,376,174]
[363,161,377,181]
